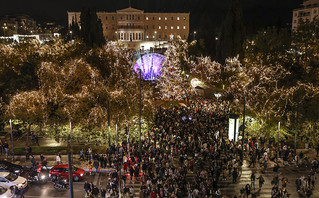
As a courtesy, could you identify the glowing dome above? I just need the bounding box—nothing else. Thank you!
[133,53,165,80]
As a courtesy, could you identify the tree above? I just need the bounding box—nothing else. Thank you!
[216,0,245,63]
[156,37,192,100]
[80,7,105,47]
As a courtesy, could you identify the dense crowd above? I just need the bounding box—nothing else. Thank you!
[83,98,242,197]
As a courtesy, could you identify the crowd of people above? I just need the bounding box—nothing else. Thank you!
[81,98,252,197]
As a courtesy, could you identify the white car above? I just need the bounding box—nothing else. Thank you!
[0,185,13,198]
[0,172,27,189]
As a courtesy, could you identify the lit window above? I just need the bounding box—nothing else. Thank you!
[159,16,161,20]
[177,17,180,20]
[165,26,167,29]
[165,17,167,20]
[146,16,149,20]
[171,26,173,29]
[183,26,186,29]
[146,35,149,38]
[177,26,180,29]
[159,26,161,29]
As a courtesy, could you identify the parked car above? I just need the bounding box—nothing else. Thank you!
[0,185,13,198]
[0,172,27,188]
[49,164,85,182]
[0,161,23,174]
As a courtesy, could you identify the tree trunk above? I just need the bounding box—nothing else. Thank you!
[27,123,31,146]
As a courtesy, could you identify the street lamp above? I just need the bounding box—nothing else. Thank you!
[9,119,14,160]
[3,26,7,36]
[193,31,197,40]
[214,93,221,102]
[69,30,73,41]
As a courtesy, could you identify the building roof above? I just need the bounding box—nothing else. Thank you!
[117,7,144,13]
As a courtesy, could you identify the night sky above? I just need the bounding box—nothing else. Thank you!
[1,0,303,32]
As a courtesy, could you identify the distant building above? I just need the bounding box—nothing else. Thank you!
[0,14,37,36]
[67,7,190,49]
[292,0,319,31]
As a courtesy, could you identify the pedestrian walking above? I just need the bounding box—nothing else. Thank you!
[79,149,85,160]
[88,161,93,175]
[257,175,264,188]
[56,153,61,165]
[245,184,251,198]
[84,181,90,198]
[13,185,19,198]
[232,168,238,183]
[20,186,25,198]
[93,159,99,174]
[251,173,256,190]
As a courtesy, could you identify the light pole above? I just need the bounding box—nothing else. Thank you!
[9,119,14,160]
[193,31,197,41]
[214,93,221,103]
[3,26,7,36]
[138,68,142,155]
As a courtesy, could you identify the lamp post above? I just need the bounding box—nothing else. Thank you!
[193,31,197,41]
[138,68,142,155]
[214,93,221,103]
[3,26,7,36]
[9,119,14,160]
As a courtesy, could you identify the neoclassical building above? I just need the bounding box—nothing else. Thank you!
[68,7,189,49]
[292,0,319,31]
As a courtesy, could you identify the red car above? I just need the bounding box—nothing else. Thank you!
[49,164,85,182]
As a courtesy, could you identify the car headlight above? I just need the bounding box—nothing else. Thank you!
[14,170,19,173]
[18,183,22,187]
[64,179,67,183]
[80,174,83,177]
[41,175,46,179]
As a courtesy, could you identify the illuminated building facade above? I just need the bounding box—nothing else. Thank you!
[292,0,319,31]
[68,7,189,49]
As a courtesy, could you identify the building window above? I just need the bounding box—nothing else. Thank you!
[146,35,149,39]
[165,35,167,39]
[165,26,167,29]
[138,16,140,20]
[146,16,149,20]
[105,16,108,20]
[127,15,129,20]
[184,35,186,39]
[121,16,123,20]
[72,16,75,21]
[112,25,115,29]
[159,16,161,20]
[171,26,173,29]
[106,25,108,29]
[159,26,161,29]
[146,25,148,29]
[112,16,114,20]
[153,16,155,20]
[133,24,134,28]
[106,35,108,40]
[165,17,167,20]
[153,25,155,29]
[171,16,174,20]
[177,17,180,20]
[183,26,186,29]
[177,26,180,29]
[133,15,135,20]
[183,16,186,20]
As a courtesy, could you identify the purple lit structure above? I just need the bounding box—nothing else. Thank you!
[133,53,165,80]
